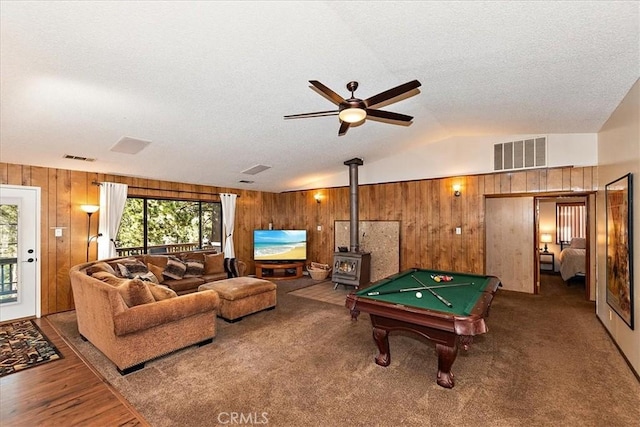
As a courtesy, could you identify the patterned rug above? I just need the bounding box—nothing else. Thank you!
[0,319,63,377]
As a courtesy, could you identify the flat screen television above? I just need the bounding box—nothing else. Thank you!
[253,229,307,262]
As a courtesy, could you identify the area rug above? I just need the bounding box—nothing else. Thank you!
[288,279,351,307]
[0,319,63,377]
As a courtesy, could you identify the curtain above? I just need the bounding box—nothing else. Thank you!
[220,193,237,258]
[556,203,586,243]
[97,182,128,259]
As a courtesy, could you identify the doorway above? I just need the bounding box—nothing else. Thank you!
[0,185,41,322]
[535,193,594,300]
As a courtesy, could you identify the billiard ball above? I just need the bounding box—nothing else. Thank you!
[416,292,423,298]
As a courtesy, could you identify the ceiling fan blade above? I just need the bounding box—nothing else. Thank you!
[309,80,345,105]
[364,80,422,108]
[366,109,413,122]
[338,121,350,136]
[284,110,339,119]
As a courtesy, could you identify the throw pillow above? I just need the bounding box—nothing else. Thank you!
[122,260,148,275]
[204,253,225,274]
[116,263,132,278]
[85,261,117,276]
[163,256,187,280]
[116,278,155,307]
[147,283,178,301]
[134,271,159,284]
[184,260,205,277]
[224,257,240,278]
[147,263,165,283]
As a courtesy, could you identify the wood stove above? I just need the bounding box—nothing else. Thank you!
[332,158,371,289]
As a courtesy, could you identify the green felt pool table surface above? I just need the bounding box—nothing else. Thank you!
[355,268,496,316]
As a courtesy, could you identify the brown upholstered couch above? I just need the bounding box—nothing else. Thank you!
[116,250,247,295]
[68,251,245,374]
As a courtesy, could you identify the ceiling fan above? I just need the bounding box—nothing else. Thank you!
[284,80,422,136]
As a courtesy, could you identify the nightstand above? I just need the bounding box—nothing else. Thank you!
[540,252,554,273]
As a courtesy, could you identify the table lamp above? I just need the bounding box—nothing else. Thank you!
[540,234,552,253]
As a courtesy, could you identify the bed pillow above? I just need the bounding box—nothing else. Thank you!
[570,238,586,249]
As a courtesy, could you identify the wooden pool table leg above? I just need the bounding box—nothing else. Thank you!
[372,327,391,366]
[435,342,458,388]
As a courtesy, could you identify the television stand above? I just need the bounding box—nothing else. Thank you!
[255,261,304,280]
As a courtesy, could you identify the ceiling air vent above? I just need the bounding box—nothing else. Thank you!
[239,180,255,184]
[242,164,271,175]
[63,154,95,162]
[494,137,546,171]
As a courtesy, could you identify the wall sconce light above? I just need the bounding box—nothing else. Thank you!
[314,193,322,204]
[540,234,553,253]
[81,204,100,261]
[453,184,461,197]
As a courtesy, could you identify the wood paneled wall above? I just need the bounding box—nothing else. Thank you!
[0,162,596,314]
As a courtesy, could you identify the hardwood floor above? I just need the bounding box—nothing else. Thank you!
[0,317,148,426]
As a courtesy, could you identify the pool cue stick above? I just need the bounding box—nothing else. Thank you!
[365,282,474,296]
[411,275,453,308]
[366,285,430,296]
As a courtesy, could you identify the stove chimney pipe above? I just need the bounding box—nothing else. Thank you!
[344,157,363,253]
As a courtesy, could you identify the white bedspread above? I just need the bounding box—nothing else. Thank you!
[558,248,586,281]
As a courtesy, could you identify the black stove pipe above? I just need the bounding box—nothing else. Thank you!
[344,158,363,253]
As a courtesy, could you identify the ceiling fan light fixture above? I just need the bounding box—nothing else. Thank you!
[339,107,366,123]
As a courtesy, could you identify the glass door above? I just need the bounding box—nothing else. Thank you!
[0,185,40,322]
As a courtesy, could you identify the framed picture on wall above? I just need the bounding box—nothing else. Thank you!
[605,173,634,329]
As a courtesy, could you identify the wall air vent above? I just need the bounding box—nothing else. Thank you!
[63,154,95,162]
[494,137,546,171]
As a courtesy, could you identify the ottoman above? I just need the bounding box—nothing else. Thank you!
[198,277,277,322]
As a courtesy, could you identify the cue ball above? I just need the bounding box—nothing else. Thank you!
[415,292,423,298]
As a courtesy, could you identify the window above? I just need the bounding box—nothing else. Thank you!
[116,198,222,256]
[556,203,586,243]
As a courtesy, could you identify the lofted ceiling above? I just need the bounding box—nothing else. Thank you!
[1,1,638,193]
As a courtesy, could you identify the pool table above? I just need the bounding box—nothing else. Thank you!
[345,268,501,388]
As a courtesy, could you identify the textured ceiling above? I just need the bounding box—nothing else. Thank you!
[1,1,638,192]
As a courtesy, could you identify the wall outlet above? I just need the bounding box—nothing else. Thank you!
[455,227,462,235]
[317,225,322,231]
[54,228,63,237]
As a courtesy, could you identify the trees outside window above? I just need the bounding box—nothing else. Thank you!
[116,198,222,255]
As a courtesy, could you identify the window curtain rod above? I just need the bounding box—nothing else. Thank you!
[91,181,239,198]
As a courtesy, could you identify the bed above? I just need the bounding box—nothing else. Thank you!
[558,238,586,281]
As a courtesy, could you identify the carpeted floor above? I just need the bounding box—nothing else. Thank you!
[0,319,63,377]
[47,274,640,427]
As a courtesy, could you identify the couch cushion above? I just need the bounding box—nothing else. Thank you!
[91,271,128,286]
[204,253,225,274]
[147,262,165,283]
[116,278,156,307]
[144,255,169,269]
[162,277,205,293]
[163,257,187,280]
[182,252,206,263]
[85,261,117,276]
[202,272,229,282]
[147,283,178,301]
